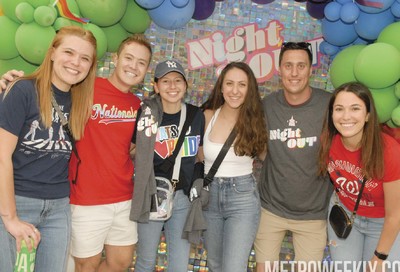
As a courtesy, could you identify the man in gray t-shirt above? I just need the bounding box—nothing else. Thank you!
[254,42,333,270]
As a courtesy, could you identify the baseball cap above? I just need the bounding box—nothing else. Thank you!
[154,59,187,82]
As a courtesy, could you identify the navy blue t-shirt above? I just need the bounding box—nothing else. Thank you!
[0,79,72,199]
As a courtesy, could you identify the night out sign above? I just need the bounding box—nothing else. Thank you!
[185,21,322,83]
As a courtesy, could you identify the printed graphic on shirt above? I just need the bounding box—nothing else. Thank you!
[328,160,377,208]
[136,106,158,137]
[19,107,71,157]
[155,124,200,159]
[91,103,138,124]
[269,115,317,149]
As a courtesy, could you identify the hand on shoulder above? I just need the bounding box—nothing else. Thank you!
[0,70,24,91]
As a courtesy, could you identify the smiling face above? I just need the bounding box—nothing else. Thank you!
[109,41,151,93]
[154,71,187,112]
[51,35,95,91]
[221,67,248,110]
[279,49,312,104]
[332,91,370,150]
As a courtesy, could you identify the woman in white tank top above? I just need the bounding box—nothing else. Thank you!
[202,62,268,272]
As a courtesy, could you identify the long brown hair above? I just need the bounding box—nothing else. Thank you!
[5,26,97,140]
[202,62,268,157]
[318,82,384,179]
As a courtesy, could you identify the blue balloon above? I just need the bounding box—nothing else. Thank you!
[355,0,395,13]
[135,0,164,9]
[171,0,189,8]
[354,10,395,40]
[391,1,400,17]
[352,36,372,45]
[340,2,360,23]
[336,0,352,4]
[321,18,358,46]
[324,2,342,21]
[148,0,195,30]
[319,41,340,56]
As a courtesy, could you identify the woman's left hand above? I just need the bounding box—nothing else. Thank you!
[367,255,384,272]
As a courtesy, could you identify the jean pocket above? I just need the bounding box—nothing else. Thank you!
[232,177,256,194]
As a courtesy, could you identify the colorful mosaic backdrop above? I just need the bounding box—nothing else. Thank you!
[97,0,334,106]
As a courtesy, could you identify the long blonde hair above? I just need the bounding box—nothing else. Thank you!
[5,26,97,140]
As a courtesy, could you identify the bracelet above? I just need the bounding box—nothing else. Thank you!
[374,250,388,260]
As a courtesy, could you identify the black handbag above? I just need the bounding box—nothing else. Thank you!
[329,178,366,239]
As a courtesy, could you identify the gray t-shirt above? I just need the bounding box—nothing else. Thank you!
[259,88,333,220]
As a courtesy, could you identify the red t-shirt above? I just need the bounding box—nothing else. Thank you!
[328,133,400,218]
[69,77,141,205]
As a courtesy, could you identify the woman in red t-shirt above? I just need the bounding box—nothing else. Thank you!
[318,82,400,271]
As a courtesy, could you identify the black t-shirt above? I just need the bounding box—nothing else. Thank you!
[132,104,204,194]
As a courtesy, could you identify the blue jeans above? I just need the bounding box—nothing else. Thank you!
[328,194,400,270]
[0,195,71,272]
[204,174,261,272]
[135,190,191,272]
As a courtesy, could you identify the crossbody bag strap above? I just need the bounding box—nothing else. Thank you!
[51,94,81,184]
[203,129,237,187]
[51,95,68,126]
[160,104,197,173]
[350,177,367,221]
[170,104,186,186]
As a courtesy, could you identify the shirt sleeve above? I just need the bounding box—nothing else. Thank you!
[382,133,400,182]
[0,81,33,136]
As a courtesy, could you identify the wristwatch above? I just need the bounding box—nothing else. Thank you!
[374,250,388,260]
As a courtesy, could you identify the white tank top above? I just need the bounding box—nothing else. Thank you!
[204,108,253,177]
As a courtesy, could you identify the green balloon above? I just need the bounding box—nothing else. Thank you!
[34,6,57,27]
[0,55,38,75]
[53,17,73,31]
[354,43,400,89]
[120,0,151,34]
[101,23,129,53]
[370,85,399,123]
[83,23,107,59]
[395,81,400,99]
[26,0,51,8]
[386,119,400,128]
[15,2,34,23]
[377,22,400,52]
[0,0,26,23]
[76,0,127,27]
[329,45,366,89]
[15,22,56,65]
[0,16,20,59]
[392,106,400,126]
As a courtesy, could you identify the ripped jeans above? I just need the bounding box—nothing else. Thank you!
[328,194,400,270]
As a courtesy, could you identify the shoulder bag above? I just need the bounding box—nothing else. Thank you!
[329,177,366,239]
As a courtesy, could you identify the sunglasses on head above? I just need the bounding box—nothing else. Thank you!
[282,42,312,53]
